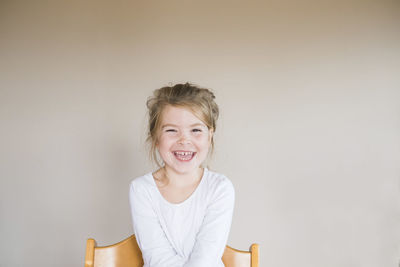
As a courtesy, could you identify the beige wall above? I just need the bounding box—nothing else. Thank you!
[1,0,399,266]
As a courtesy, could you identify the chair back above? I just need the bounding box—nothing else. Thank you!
[85,235,143,267]
[222,244,259,267]
[85,235,258,267]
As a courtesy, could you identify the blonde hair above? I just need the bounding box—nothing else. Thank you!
[146,82,219,167]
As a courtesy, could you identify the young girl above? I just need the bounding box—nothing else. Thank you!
[129,83,235,267]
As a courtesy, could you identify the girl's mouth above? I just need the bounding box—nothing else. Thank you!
[173,151,196,162]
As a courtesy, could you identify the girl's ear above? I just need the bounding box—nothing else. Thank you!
[155,131,161,147]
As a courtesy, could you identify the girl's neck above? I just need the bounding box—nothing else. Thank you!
[160,166,204,188]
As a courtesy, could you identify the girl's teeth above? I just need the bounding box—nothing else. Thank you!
[174,151,195,160]
[175,152,193,156]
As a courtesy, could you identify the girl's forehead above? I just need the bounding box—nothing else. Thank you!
[161,105,206,125]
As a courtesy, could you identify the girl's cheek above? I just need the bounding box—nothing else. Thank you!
[196,135,209,143]
[193,134,204,140]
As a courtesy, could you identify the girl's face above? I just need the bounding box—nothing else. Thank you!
[156,105,213,175]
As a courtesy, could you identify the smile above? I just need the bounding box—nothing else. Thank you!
[173,151,196,162]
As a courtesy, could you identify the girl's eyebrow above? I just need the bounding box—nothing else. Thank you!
[161,123,206,129]
[190,123,206,127]
[161,124,178,129]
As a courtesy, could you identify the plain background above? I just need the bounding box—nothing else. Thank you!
[0,0,399,266]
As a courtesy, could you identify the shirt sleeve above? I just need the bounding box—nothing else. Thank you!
[184,177,235,267]
[129,180,186,267]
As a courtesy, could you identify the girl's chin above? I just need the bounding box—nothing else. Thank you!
[161,153,207,173]
[165,162,202,174]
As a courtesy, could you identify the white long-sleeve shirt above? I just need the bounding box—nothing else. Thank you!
[129,168,235,267]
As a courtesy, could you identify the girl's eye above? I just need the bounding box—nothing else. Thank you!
[166,129,177,132]
[192,128,202,132]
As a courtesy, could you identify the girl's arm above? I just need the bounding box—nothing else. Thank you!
[184,177,235,267]
[129,181,186,267]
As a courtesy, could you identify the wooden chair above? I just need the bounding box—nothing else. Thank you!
[85,234,259,267]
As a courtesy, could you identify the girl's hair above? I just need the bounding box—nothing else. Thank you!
[146,82,219,167]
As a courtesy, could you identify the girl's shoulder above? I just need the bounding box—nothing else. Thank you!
[130,172,155,192]
[204,168,235,194]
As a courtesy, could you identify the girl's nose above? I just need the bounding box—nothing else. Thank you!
[178,133,191,144]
